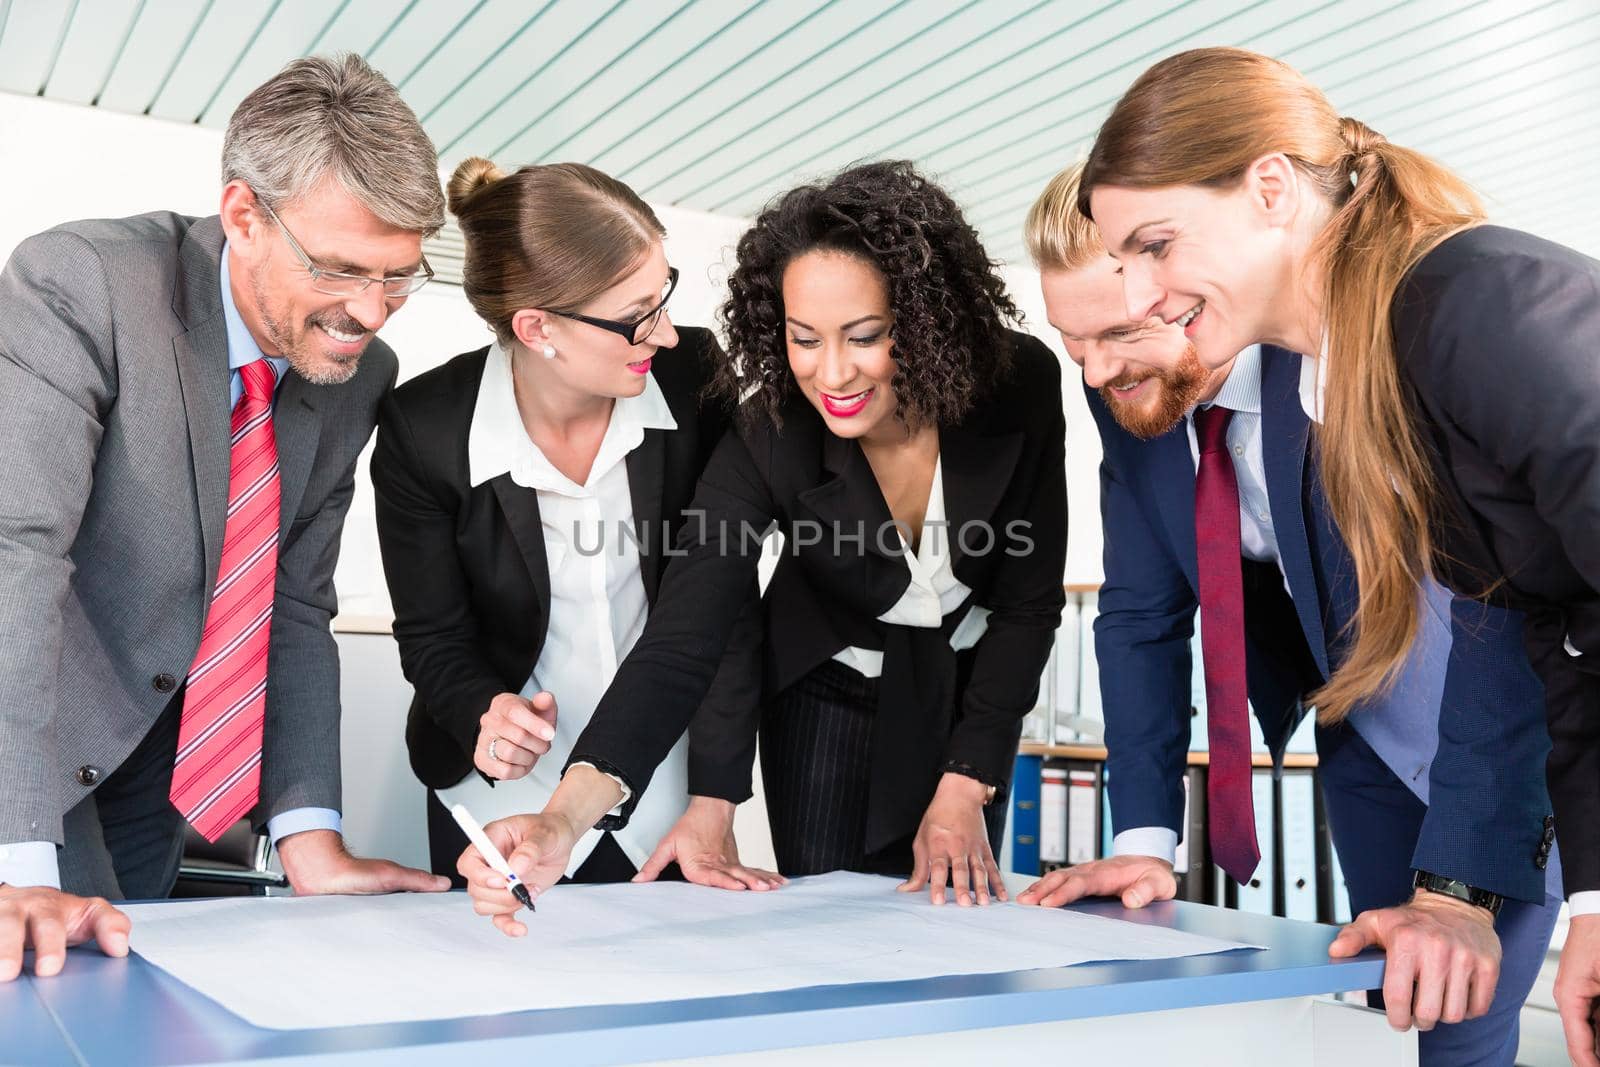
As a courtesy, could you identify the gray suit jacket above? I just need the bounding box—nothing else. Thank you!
[0,212,396,846]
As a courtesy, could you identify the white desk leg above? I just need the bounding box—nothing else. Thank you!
[1314,999,1420,1067]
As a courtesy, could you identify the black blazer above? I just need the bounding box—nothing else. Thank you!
[371,326,762,795]
[1392,224,1600,894]
[572,330,1068,849]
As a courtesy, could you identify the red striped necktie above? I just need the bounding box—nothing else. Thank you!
[170,358,280,842]
[1193,404,1261,884]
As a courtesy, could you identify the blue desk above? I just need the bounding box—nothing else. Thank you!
[3,970,79,1067]
[8,898,1392,1066]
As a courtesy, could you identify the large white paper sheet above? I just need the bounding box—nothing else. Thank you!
[124,872,1259,1030]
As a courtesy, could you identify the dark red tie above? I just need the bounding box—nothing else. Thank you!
[170,359,279,842]
[1193,404,1260,884]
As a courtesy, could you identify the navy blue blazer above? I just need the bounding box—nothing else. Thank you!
[1088,344,1554,904]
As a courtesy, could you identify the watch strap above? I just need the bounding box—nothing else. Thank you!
[1412,869,1504,916]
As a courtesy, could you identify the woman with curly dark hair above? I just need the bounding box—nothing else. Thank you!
[457,161,1068,934]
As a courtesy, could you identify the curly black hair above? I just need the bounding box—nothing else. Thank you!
[716,160,1022,430]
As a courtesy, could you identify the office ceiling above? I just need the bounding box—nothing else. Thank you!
[4,0,1596,266]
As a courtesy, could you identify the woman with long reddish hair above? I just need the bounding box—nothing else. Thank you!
[1077,45,1600,1065]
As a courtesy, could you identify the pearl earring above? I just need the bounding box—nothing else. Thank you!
[541,343,556,360]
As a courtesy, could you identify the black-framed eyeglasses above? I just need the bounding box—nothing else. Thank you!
[259,199,434,298]
[547,267,678,346]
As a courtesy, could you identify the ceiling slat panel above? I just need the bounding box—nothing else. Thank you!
[681,0,1076,213]
[41,0,143,103]
[741,0,1162,197]
[1241,0,1413,60]
[198,0,352,127]
[1335,0,1591,106]
[1501,204,1600,251]
[307,0,407,59]
[640,1,999,204]
[1415,84,1598,166]
[599,1,909,190]
[951,0,1423,230]
[964,22,1600,239]
[566,0,838,177]
[95,0,211,114]
[425,0,693,160]
[1365,24,1600,142]
[1483,174,1600,233]
[547,0,827,169]
[147,3,276,121]
[366,0,486,89]
[14,0,1599,266]
[0,0,76,94]
[390,0,552,128]
[1472,151,1600,220]
[1294,0,1535,90]
[910,0,1301,198]
[1409,70,1600,170]
[863,0,1279,215]
[486,1,772,167]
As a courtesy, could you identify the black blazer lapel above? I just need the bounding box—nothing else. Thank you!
[940,422,1023,568]
[625,427,667,601]
[796,430,901,561]
[491,475,552,654]
[1259,345,1330,677]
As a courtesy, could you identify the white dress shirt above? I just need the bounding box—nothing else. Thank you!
[435,343,689,875]
[833,455,991,678]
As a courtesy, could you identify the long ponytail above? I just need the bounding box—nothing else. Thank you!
[1310,118,1482,718]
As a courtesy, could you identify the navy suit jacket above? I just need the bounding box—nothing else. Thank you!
[1089,344,1554,903]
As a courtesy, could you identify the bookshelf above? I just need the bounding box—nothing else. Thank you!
[1019,742,1319,770]
[1011,585,1347,926]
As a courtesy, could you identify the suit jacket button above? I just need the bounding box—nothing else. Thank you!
[153,673,178,693]
[76,766,102,786]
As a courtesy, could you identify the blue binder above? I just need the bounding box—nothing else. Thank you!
[1010,752,1042,875]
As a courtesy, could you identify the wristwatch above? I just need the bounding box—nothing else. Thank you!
[1412,869,1505,916]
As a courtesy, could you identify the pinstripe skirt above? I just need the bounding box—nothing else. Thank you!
[759,659,1005,878]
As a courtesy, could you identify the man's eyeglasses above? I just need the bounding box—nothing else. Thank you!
[548,267,679,346]
[259,199,433,298]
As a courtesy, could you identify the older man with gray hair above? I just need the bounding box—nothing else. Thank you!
[0,53,451,982]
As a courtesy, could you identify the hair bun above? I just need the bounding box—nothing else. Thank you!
[447,156,506,215]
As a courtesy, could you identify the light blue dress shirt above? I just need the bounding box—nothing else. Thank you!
[0,247,338,891]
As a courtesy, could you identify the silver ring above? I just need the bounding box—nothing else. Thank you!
[488,737,501,763]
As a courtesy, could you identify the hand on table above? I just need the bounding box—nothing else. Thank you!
[1328,889,1501,1032]
[636,796,784,891]
[898,773,1005,906]
[475,691,558,781]
[0,883,130,981]
[276,829,450,896]
[459,813,579,938]
[1554,913,1600,1066]
[1015,854,1177,909]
